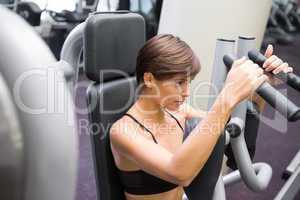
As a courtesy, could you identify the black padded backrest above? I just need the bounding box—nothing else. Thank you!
[87,78,137,200]
[84,11,145,82]
[83,12,145,200]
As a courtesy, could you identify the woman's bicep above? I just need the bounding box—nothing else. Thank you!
[110,125,182,184]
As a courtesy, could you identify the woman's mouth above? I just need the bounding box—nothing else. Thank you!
[174,101,184,105]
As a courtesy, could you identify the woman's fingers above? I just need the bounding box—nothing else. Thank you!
[265,58,284,72]
[252,74,268,93]
[255,65,264,76]
[263,55,278,68]
[232,56,247,68]
[273,62,289,74]
[264,44,273,58]
[249,64,267,92]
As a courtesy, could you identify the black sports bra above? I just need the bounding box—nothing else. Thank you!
[117,110,184,195]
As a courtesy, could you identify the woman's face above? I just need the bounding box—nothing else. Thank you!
[153,74,191,111]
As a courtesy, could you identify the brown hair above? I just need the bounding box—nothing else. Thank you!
[136,34,201,87]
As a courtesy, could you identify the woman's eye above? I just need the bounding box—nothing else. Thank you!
[176,80,185,85]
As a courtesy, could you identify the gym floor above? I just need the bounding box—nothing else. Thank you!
[74,35,300,200]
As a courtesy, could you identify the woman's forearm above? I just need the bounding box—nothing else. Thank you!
[169,90,234,183]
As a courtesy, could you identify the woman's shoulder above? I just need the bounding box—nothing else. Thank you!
[110,114,133,135]
[109,114,139,155]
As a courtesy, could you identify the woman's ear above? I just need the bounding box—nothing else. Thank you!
[143,72,155,88]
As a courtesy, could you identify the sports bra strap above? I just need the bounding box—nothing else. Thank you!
[164,109,184,133]
[124,111,184,144]
[124,113,159,144]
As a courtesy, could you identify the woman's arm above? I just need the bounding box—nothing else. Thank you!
[180,102,207,120]
[110,93,233,186]
[110,58,266,186]
[168,92,233,185]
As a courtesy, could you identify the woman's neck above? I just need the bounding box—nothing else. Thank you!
[133,97,165,123]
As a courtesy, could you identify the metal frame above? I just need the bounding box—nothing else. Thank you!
[208,37,273,200]
[275,165,300,200]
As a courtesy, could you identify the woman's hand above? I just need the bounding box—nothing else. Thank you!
[221,57,268,108]
[263,44,293,86]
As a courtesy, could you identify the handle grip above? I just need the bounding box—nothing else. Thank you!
[223,55,300,121]
[248,49,300,92]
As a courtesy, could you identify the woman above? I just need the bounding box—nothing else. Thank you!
[110,34,292,200]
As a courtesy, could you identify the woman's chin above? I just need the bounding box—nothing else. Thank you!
[165,103,181,112]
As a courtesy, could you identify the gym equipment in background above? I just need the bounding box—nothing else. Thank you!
[16,1,42,26]
[273,1,297,33]
[0,0,17,11]
[263,1,295,47]
[276,0,300,30]
[0,5,78,200]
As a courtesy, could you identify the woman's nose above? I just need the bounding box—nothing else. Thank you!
[182,84,190,97]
